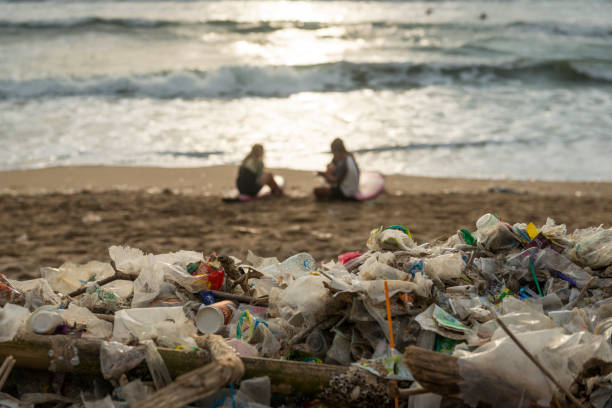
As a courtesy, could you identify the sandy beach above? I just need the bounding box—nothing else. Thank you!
[1,165,611,280]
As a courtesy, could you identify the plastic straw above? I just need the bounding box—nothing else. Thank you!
[384,281,399,408]
[529,261,543,296]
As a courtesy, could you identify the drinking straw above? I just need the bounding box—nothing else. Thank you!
[384,280,399,408]
[529,260,543,296]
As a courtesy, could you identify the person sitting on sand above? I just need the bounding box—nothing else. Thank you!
[237,144,282,197]
[314,138,360,200]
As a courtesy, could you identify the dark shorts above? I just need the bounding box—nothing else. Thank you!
[331,186,357,201]
[237,167,262,196]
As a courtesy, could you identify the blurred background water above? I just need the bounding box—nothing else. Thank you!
[1,0,611,180]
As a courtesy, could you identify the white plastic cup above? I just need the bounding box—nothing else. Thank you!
[195,300,236,334]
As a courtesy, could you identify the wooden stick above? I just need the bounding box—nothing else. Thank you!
[0,356,15,391]
[398,386,428,398]
[0,333,347,396]
[68,261,135,298]
[491,309,584,408]
[209,290,268,306]
[566,277,596,310]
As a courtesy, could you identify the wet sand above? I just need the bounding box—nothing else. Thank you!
[1,166,610,279]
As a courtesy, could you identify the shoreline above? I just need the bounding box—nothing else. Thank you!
[1,165,611,197]
[1,165,611,280]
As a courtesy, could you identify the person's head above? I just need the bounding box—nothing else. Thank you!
[243,144,264,164]
[250,144,264,159]
[331,138,347,159]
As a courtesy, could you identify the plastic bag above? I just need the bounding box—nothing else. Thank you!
[5,277,61,309]
[41,261,114,295]
[131,266,165,308]
[456,329,612,408]
[60,303,113,338]
[367,227,415,251]
[424,253,464,281]
[0,303,29,342]
[358,259,408,281]
[269,275,332,324]
[112,306,197,348]
[100,341,147,380]
[569,226,612,269]
[350,275,433,303]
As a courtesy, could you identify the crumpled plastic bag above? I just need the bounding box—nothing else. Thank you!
[131,266,165,308]
[6,277,61,310]
[269,275,332,324]
[569,226,612,269]
[0,303,29,342]
[41,261,114,295]
[358,258,408,281]
[60,303,113,338]
[424,253,464,282]
[341,275,432,304]
[367,227,415,251]
[112,306,197,348]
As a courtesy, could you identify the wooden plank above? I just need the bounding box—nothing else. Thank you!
[0,334,348,396]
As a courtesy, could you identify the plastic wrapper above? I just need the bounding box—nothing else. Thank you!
[415,304,469,340]
[112,306,197,348]
[569,226,612,269]
[0,303,29,342]
[60,303,113,338]
[41,261,114,295]
[100,341,147,380]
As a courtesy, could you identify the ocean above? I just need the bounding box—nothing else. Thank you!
[1,0,611,181]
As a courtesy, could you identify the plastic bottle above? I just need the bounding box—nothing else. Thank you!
[261,252,316,279]
[476,213,500,230]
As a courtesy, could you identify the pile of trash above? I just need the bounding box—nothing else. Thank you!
[2,213,612,407]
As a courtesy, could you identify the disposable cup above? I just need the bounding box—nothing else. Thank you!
[196,300,236,334]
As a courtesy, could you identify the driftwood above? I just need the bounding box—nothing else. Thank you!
[0,333,347,396]
[0,356,15,391]
[403,346,462,397]
[68,261,135,298]
[135,335,244,408]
